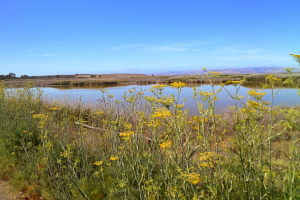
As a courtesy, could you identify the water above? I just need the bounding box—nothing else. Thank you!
[39,85,300,114]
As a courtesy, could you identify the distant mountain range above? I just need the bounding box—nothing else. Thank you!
[155,67,296,76]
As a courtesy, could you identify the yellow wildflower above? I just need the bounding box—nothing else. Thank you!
[119,131,134,140]
[184,173,201,185]
[170,81,186,88]
[226,80,244,85]
[197,91,214,97]
[110,156,119,161]
[241,107,256,114]
[152,108,172,118]
[198,152,221,168]
[199,162,211,168]
[32,113,47,119]
[175,104,184,109]
[247,100,262,109]
[60,151,71,158]
[151,84,167,89]
[145,96,157,102]
[157,96,175,106]
[266,75,281,82]
[248,90,266,97]
[93,161,104,166]
[124,122,132,130]
[192,116,209,123]
[94,110,105,115]
[159,141,173,149]
[49,107,60,111]
[147,120,160,128]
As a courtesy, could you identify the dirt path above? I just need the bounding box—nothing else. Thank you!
[0,181,14,200]
[0,181,22,200]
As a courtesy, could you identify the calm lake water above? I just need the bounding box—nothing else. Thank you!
[39,85,300,114]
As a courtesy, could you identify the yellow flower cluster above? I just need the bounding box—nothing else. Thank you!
[192,116,209,123]
[159,141,173,149]
[123,122,132,130]
[198,152,220,168]
[32,113,47,119]
[119,131,134,140]
[182,173,201,184]
[32,113,48,128]
[94,110,105,115]
[49,107,60,111]
[197,91,214,97]
[151,84,167,89]
[241,107,257,114]
[248,90,266,97]
[93,160,104,166]
[174,104,184,109]
[170,81,186,88]
[152,108,172,118]
[247,100,262,109]
[157,96,175,106]
[110,156,119,161]
[147,120,160,128]
[60,150,71,158]
[266,75,281,82]
[145,96,156,102]
[226,80,244,85]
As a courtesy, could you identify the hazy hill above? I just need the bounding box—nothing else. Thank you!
[156,67,289,75]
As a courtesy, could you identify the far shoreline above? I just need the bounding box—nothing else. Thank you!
[2,72,300,88]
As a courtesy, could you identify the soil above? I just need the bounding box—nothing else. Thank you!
[0,181,25,200]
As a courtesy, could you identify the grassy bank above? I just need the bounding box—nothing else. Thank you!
[4,72,300,88]
[0,75,300,199]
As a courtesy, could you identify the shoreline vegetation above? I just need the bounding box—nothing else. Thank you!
[0,67,299,199]
[2,72,300,88]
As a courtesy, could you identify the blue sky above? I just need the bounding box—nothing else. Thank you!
[0,0,299,76]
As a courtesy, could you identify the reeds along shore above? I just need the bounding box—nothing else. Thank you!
[2,71,300,88]
[0,70,300,199]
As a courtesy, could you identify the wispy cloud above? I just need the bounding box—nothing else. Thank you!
[110,41,212,52]
[145,45,198,52]
[211,47,291,63]
[26,46,41,52]
[37,53,63,57]
[211,46,265,55]
[25,45,63,57]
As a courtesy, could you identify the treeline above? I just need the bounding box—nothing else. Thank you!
[0,73,76,80]
[0,73,32,80]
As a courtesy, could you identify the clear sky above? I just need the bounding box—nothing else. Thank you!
[0,0,299,76]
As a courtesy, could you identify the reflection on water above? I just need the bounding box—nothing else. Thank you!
[39,85,300,114]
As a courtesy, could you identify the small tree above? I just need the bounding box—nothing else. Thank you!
[7,73,16,79]
[21,75,29,79]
